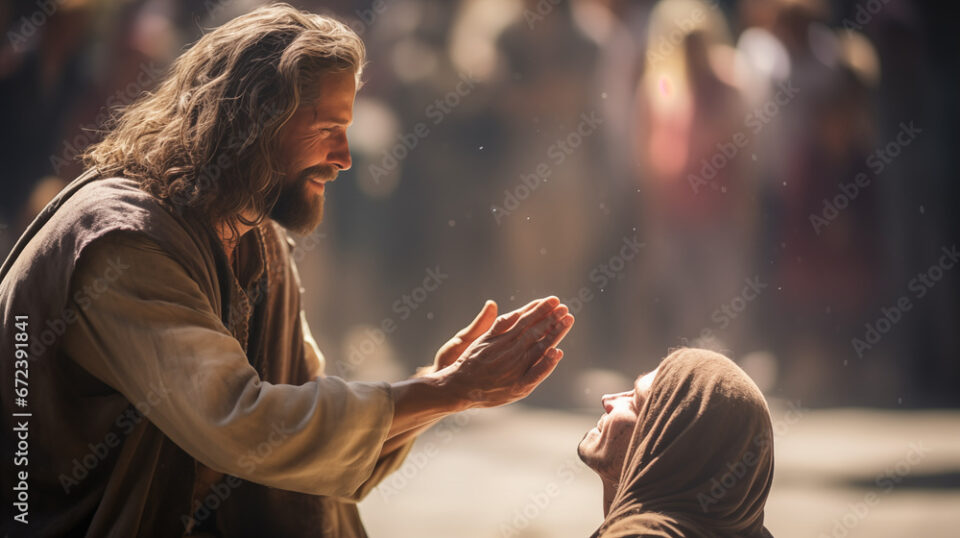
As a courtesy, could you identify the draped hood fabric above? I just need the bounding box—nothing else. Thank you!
[593,348,775,538]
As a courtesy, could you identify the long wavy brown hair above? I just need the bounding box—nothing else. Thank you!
[82,3,365,240]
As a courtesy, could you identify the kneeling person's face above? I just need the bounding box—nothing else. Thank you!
[578,368,658,483]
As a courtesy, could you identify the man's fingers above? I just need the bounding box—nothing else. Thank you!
[536,313,575,352]
[494,295,563,336]
[493,297,546,334]
[514,298,544,317]
[522,348,564,386]
[490,310,522,334]
[461,300,498,340]
[492,296,552,335]
[519,312,573,367]
[518,304,569,347]
[508,296,560,336]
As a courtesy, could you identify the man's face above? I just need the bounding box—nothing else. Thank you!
[270,69,356,234]
[578,368,658,483]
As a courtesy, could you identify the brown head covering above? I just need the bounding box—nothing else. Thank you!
[592,348,775,537]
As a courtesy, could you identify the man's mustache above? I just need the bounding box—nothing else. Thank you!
[296,165,338,184]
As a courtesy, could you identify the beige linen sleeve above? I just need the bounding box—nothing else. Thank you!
[300,311,327,380]
[338,436,415,502]
[299,311,417,502]
[61,232,394,498]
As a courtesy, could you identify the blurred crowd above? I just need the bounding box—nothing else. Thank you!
[1,0,957,406]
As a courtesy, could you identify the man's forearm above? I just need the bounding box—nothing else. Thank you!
[387,374,467,439]
[378,367,449,456]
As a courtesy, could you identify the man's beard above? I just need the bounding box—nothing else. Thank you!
[269,165,337,234]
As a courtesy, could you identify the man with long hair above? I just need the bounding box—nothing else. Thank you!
[0,4,574,536]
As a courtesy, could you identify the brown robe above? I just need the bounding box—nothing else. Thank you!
[592,349,775,537]
[1,170,411,537]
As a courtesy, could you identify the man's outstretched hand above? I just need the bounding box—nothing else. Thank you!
[432,297,570,372]
[388,296,574,438]
[432,296,574,409]
[430,300,500,373]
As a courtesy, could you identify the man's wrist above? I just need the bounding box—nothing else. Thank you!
[388,370,471,438]
[422,369,476,413]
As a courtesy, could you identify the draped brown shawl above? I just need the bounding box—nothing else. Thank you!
[592,348,775,537]
[0,171,393,536]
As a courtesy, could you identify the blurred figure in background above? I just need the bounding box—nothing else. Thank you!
[752,0,884,402]
[1,0,957,417]
[1,0,194,243]
[629,0,758,359]
[491,0,603,399]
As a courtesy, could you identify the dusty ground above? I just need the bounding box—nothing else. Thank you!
[359,401,960,537]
